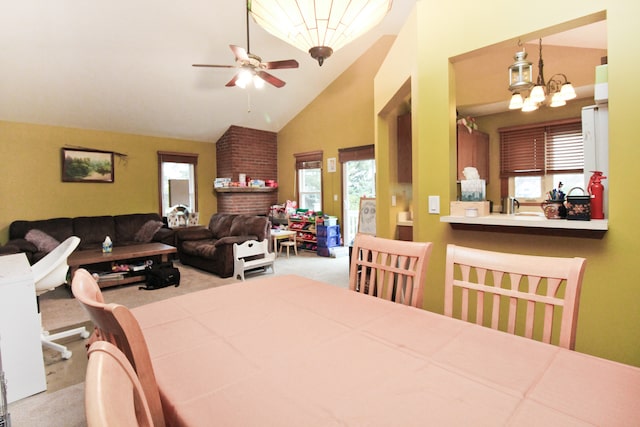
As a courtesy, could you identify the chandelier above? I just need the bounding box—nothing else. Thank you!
[248,0,392,66]
[508,38,576,112]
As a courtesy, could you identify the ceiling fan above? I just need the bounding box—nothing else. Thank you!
[192,4,298,88]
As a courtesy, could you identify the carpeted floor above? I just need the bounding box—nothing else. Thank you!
[9,250,349,426]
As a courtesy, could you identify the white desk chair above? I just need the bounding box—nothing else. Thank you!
[32,236,89,359]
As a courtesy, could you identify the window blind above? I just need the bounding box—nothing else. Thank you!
[499,119,582,177]
[338,145,374,163]
[294,150,323,170]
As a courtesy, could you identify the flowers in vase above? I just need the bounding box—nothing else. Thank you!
[457,116,478,133]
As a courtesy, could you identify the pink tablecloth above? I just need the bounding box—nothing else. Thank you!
[133,274,640,426]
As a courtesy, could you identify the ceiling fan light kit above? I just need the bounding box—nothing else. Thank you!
[192,3,299,89]
[248,0,392,66]
[508,38,576,112]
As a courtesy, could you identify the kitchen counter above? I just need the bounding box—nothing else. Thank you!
[440,213,608,236]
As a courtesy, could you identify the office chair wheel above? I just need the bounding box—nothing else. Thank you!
[61,350,72,360]
[81,329,90,339]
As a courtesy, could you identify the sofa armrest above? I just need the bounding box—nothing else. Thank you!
[214,235,258,247]
[176,227,214,242]
[3,238,38,253]
[152,227,176,245]
[0,244,21,256]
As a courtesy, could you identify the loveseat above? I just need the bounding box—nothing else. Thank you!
[1,213,175,264]
[176,213,270,278]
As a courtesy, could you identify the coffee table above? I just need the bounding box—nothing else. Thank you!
[68,242,177,288]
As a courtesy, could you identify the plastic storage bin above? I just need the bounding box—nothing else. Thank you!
[316,225,340,237]
[317,235,340,248]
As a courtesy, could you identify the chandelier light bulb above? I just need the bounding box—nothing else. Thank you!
[521,97,539,112]
[509,93,524,110]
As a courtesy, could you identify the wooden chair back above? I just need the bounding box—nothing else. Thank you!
[349,233,433,308]
[72,269,166,427]
[444,244,586,349]
[85,341,154,427]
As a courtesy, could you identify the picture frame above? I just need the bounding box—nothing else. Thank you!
[327,157,337,173]
[61,148,114,183]
[358,197,376,236]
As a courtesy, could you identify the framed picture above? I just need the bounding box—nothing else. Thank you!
[327,157,336,173]
[358,197,376,236]
[61,148,114,183]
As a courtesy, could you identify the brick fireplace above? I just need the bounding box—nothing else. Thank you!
[215,125,278,215]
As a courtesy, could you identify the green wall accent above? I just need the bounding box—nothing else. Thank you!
[374,3,640,366]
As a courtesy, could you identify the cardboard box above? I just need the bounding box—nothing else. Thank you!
[450,201,491,217]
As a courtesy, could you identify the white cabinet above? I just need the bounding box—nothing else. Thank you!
[0,253,46,403]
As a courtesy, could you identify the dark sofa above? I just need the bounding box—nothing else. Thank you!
[176,213,270,278]
[1,213,175,264]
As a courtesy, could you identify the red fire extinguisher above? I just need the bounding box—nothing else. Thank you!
[588,171,607,219]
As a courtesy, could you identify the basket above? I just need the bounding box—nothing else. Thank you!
[565,187,591,221]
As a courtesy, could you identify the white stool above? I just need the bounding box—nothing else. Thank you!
[279,240,298,258]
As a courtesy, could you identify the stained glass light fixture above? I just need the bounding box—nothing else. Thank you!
[248,0,393,66]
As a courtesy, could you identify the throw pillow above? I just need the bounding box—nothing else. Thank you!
[134,220,164,243]
[25,229,60,253]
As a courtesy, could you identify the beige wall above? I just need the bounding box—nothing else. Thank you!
[0,121,218,241]
[277,36,396,225]
[374,2,640,366]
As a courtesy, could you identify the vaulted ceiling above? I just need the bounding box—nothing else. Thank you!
[0,1,414,143]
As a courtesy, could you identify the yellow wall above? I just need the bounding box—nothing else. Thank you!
[0,121,218,241]
[277,36,396,223]
[374,2,640,366]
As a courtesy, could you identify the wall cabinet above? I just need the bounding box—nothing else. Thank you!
[397,113,412,183]
[457,124,489,182]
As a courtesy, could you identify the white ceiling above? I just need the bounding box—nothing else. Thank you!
[0,1,415,143]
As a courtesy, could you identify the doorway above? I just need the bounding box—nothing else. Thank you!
[342,159,376,246]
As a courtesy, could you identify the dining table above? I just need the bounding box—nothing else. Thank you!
[132,274,640,426]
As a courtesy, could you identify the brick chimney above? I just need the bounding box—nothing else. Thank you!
[215,125,278,215]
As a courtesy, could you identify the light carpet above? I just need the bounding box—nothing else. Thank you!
[10,251,350,426]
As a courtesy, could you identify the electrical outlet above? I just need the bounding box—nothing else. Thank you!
[428,195,440,214]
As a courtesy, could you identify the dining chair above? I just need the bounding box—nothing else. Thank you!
[444,244,587,350]
[349,233,433,308]
[85,341,154,427]
[71,268,166,427]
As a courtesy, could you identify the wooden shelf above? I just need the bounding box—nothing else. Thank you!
[214,187,277,193]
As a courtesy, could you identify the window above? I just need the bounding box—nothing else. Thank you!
[500,119,583,201]
[294,151,323,211]
[158,152,198,216]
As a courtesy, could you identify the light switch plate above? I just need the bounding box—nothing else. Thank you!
[428,195,440,214]
[391,195,397,206]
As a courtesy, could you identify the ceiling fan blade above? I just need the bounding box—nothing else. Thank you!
[263,59,299,70]
[230,45,249,62]
[192,64,235,68]
[225,73,240,87]
[257,71,286,88]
